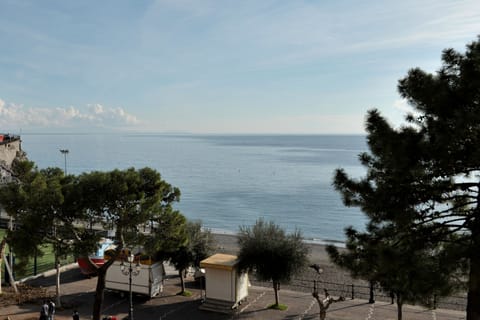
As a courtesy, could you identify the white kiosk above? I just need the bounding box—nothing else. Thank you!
[199,253,249,313]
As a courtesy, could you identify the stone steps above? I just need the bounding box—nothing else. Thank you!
[199,298,237,314]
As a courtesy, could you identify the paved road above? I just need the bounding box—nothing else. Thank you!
[0,264,466,320]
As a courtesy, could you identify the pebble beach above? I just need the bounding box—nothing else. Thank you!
[211,232,363,299]
[212,232,332,264]
[211,233,467,311]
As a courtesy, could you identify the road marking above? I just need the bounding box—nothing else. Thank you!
[238,291,266,314]
[365,303,375,320]
[431,309,437,320]
[298,298,317,320]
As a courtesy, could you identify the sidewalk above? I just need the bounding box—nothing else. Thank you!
[0,264,467,320]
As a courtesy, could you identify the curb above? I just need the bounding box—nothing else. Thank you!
[16,262,79,284]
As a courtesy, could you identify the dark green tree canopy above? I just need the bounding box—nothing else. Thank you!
[0,163,183,320]
[184,220,215,267]
[329,36,480,320]
[238,219,305,282]
[73,167,181,320]
[167,220,215,294]
[0,162,79,260]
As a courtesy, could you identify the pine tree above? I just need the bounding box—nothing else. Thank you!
[328,37,480,319]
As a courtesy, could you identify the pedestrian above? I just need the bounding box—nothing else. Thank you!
[39,300,49,320]
[48,300,55,320]
[72,310,80,320]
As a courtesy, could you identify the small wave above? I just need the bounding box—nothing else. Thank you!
[304,238,346,248]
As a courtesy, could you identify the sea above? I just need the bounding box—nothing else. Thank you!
[20,133,368,245]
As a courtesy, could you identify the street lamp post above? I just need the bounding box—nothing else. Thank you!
[59,149,69,174]
[120,253,141,320]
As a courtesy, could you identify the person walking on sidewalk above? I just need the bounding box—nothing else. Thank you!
[48,300,55,320]
[39,300,49,320]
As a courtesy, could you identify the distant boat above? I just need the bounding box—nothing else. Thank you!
[77,238,114,276]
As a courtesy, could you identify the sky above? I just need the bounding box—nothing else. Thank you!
[0,0,479,134]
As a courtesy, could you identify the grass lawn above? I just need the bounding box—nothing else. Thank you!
[0,228,74,280]
[268,303,288,311]
[178,290,193,297]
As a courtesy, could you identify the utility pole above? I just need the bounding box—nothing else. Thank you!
[59,149,69,174]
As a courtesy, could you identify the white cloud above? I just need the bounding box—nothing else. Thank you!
[0,99,141,132]
[89,103,105,115]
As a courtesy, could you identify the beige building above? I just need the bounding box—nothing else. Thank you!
[199,253,249,314]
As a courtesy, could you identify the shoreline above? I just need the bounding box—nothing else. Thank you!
[209,227,346,246]
[212,232,333,265]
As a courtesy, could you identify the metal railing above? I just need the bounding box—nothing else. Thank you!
[2,253,75,283]
[250,276,467,311]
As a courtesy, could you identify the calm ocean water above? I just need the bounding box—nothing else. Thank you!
[20,133,367,244]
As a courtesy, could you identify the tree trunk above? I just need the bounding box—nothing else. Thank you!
[368,281,375,304]
[2,251,17,293]
[320,307,326,320]
[273,281,279,306]
[312,288,344,320]
[396,292,403,320]
[92,267,107,320]
[0,237,7,294]
[92,257,116,320]
[179,269,185,294]
[55,250,62,308]
[55,256,62,308]
[467,232,480,320]
[314,295,327,320]
[0,237,6,294]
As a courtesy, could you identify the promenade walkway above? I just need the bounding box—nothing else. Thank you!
[0,265,466,320]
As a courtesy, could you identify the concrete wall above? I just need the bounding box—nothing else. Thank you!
[0,139,21,167]
[205,267,236,302]
[0,138,22,184]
